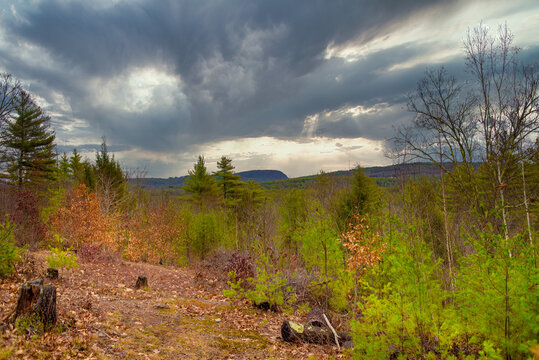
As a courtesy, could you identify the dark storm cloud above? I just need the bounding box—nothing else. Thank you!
[0,0,461,150]
[1,0,537,176]
[56,144,131,154]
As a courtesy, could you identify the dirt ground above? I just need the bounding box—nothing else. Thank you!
[0,252,347,359]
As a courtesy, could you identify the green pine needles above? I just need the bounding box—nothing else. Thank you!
[2,91,56,187]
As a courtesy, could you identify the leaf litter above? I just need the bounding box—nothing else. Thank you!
[0,252,344,359]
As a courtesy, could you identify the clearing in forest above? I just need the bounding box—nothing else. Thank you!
[0,252,343,359]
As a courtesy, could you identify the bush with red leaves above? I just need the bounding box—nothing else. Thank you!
[12,190,46,248]
[225,251,254,280]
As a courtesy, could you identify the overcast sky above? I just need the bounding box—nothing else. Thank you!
[1,0,538,178]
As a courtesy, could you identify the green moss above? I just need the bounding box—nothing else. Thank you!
[15,313,44,335]
[213,331,269,353]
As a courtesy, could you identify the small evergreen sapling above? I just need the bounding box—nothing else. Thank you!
[0,215,25,277]
[46,234,79,273]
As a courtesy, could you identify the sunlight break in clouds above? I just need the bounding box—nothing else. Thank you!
[92,67,183,113]
[196,136,388,178]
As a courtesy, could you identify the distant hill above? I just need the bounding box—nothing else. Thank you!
[258,163,446,190]
[236,170,288,183]
[131,176,188,189]
[131,163,449,191]
[132,169,288,190]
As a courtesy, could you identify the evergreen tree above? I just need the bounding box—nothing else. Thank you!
[214,156,242,205]
[335,166,381,231]
[183,155,217,201]
[58,152,71,180]
[94,140,126,210]
[1,91,56,187]
[69,148,84,183]
[95,140,124,187]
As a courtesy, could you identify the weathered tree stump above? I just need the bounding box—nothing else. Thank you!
[46,268,59,279]
[13,279,57,331]
[305,307,325,327]
[253,301,276,311]
[35,286,57,329]
[135,275,148,289]
[14,279,43,320]
[281,320,352,348]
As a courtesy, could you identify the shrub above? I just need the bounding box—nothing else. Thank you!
[0,215,25,277]
[350,222,453,359]
[456,228,539,359]
[48,184,117,250]
[123,202,183,264]
[12,190,46,248]
[223,271,244,300]
[223,254,298,311]
[225,251,254,280]
[46,236,79,270]
[189,211,219,259]
[245,254,297,310]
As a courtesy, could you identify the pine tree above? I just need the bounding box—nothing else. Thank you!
[1,91,56,187]
[183,155,217,201]
[94,140,126,211]
[58,153,71,180]
[69,148,84,183]
[214,156,242,206]
[335,166,381,231]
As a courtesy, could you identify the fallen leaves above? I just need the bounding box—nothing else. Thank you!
[1,252,341,359]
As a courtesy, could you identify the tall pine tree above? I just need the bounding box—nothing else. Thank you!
[1,91,56,187]
[94,140,126,212]
[183,155,217,201]
[214,156,242,206]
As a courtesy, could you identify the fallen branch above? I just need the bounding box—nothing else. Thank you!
[323,313,340,350]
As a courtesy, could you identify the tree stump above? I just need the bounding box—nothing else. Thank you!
[305,307,325,327]
[14,279,43,320]
[281,320,352,347]
[13,279,57,331]
[35,286,57,330]
[135,275,148,289]
[46,268,59,279]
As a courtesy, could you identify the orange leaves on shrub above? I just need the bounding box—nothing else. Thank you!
[49,184,117,250]
[339,214,386,273]
[123,204,183,264]
[49,185,184,264]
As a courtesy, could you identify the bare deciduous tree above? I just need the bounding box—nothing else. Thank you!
[396,23,538,234]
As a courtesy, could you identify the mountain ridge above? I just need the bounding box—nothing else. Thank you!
[130,163,443,190]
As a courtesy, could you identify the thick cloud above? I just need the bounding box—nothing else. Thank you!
[0,0,537,176]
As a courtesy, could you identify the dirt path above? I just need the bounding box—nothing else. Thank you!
[0,253,344,359]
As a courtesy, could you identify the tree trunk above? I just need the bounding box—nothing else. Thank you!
[281,320,352,348]
[438,134,455,290]
[47,268,59,279]
[497,161,510,248]
[135,275,148,289]
[521,161,534,263]
[14,279,43,321]
[36,286,57,330]
[13,279,57,331]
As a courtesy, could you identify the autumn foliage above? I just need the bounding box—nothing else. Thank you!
[339,214,386,274]
[48,184,117,250]
[123,204,183,264]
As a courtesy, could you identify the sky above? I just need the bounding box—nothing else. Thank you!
[0,0,538,178]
